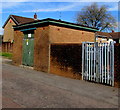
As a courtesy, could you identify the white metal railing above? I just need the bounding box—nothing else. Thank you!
[82,42,114,86]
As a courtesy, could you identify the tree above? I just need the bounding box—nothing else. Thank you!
[76,3,117,32]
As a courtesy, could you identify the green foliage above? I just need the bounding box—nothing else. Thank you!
[76,3,117,32]
[0,52,12,59]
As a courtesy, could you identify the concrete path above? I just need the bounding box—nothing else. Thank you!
[2,57,119,108]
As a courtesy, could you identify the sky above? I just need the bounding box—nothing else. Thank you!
[0,0,119,35]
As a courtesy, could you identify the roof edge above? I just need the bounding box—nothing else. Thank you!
[13,18,99,32]
[2,15,19,28]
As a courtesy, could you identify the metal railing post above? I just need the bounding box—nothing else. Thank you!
[82,42,85,80]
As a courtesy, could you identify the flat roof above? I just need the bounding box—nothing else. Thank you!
[13,18,99,32]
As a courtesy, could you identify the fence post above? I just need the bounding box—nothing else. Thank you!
[82,42,85,80]
[107,43,110,84]
[111,42,114,86]
[91,45,93,81]
[95,42,99,82]
[99,43,101,83]
[86,44,88,80]
[93,43,96,81]
[105,43,107,83]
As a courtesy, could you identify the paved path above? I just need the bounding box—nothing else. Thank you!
[2,57,119,108]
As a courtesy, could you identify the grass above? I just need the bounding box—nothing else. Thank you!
[0,52,12,59]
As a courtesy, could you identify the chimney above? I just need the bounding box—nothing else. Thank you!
[112,30,114,33]
[34,13,37,20]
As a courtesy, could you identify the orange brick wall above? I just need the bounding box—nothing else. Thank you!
[49,25,95,43]
[3,18,16,42]
[34,26,50,73]
[13,25,96,77]
[12,31,23,65]
[49,25,95,78]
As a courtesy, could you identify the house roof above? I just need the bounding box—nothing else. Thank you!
[96,31,112,38]
[13,18,99,32]
[96,31,120,39]
[109,32,120,39]
[2,15,36,28]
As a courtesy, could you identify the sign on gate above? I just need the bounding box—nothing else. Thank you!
[82,42,114,86]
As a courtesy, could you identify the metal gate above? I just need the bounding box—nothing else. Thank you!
[82,42,114,86]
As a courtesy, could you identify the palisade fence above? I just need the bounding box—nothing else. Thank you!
[82,42,114,86]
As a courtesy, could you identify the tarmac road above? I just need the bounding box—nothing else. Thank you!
[2,57,119,108]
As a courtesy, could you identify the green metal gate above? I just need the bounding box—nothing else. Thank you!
[22,33,34,66]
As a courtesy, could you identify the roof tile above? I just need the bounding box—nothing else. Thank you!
[11,15,35,25]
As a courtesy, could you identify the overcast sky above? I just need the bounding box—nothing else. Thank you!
[0,0,119,34]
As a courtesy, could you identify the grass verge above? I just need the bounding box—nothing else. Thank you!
[0,52,12,59]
